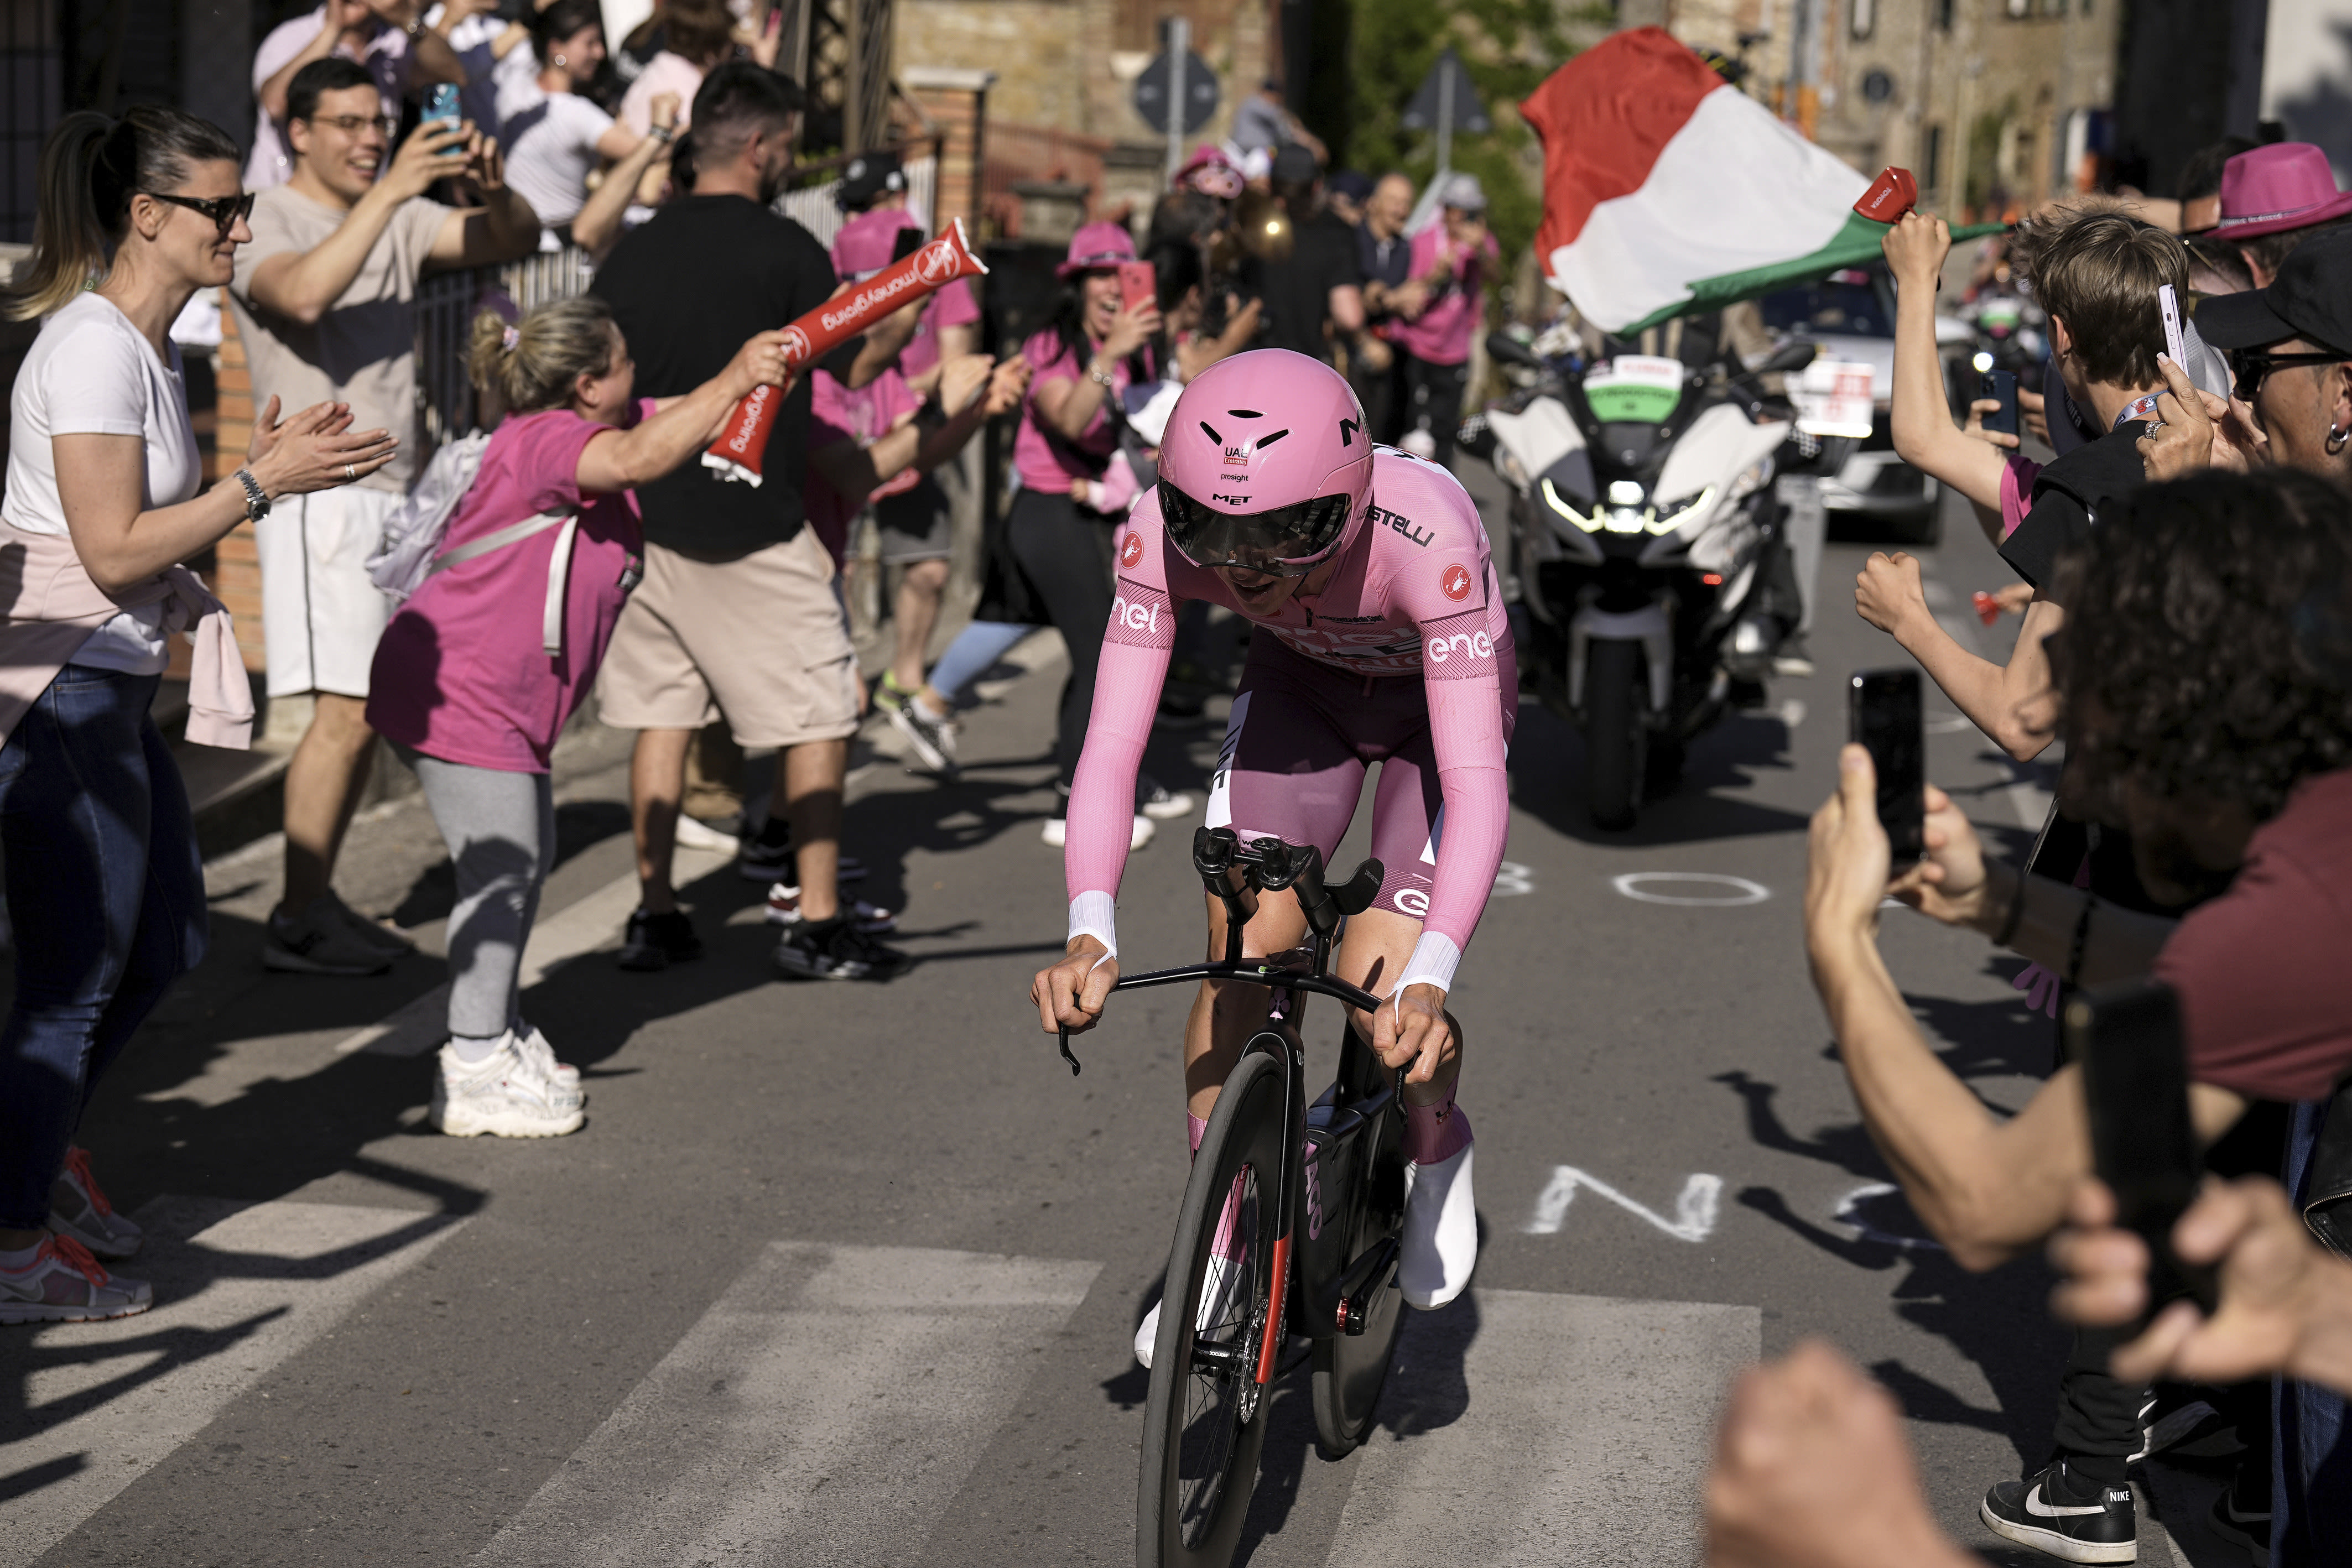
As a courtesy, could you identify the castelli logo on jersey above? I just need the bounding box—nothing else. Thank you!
[917,238,959,285]
[778,325,813,364]
[1120,530,1143,567]
[1440,563,1473,601]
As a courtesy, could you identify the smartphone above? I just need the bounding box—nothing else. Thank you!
[423,83,464,154]
[2069,980,2219,1319]
[1979,368,2018,438]
[891,224,924,265]
[2158,283,2187,369]
[1118,260,1158,316]
[1849,668,1925,861]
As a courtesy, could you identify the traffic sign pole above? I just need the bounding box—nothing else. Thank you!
[1165,17,1190,186]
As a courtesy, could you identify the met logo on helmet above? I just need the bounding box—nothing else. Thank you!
[1440,563,1474,601]
[1120,530,1144,568]
[1212,493,1249,505]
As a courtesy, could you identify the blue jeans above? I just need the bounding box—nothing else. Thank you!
[2277,1096,2352,1564]
[925,619,1032,705]
[0,664,205,1230]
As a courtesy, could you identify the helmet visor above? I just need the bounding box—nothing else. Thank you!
[1158,483,1354,576]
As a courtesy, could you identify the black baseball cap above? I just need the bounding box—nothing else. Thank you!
[1270,142,1320,184]
[835,148,906,212]
[2197,226,2352,356]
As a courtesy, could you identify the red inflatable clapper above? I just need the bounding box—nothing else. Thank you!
[1854,166,1919,223]
[1973,590,2000,627]
[703,217,989,486]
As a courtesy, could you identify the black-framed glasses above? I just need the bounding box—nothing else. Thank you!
[142,190,256,238]
[2231,348,2348,404]
[303,112,401,140]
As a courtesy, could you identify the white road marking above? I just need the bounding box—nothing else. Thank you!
[1524,1165,1724,1242]
[5,1197,464,1562]
[1610,872,1770,907]
[1491,861,1535,897]
[1833,1182,1947,1251]
[336,842,736,1058]
[1776,697,1808,730]
[1324,1289,1760,1566]
[467,1243,1098,1568]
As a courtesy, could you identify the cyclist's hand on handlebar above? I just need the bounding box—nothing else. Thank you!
[1033,936,1120,1034]
[1373,983,1455,1086]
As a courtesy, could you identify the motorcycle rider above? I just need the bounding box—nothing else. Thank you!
[1030,350,1512,1362]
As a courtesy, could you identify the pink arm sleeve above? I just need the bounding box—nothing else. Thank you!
[1415,606,1510,957]
[1062,502,1177,950]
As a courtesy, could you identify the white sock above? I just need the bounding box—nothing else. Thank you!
[0,1241,44,1272]
[450,1032,504,1065]
[912,694,950,722]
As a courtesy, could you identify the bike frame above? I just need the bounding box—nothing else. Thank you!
[1059,830,1387,1388]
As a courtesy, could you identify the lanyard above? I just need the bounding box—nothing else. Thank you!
[2113,393,2161,429]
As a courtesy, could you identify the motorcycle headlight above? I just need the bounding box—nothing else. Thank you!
[1646,484,1715,535]
[1540,477,1604,534]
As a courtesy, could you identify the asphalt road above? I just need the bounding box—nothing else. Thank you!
[7,466,2230,1567]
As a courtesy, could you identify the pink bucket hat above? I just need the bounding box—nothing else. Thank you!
[832,206,922,280]
[1177,145,1245,200]
[1057,220,1137,278]
[2214,143,2352,241]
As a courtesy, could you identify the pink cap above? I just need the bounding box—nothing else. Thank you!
[832,207,922,279]
[1058,220,1137,278]
[1178,145,1245,200]
[2215,143,2352,241]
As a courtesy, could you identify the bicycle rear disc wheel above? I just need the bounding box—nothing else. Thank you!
[1137,1046,1286,1568]
[1310,1267,1404,1456]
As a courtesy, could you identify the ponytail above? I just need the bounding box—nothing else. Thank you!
[2,106,240,322]
[468,296,619,414]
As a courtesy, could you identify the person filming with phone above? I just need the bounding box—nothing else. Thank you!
[1807,469,2352,1563]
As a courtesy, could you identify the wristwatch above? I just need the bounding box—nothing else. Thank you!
[232,467,271,523]
[649,124,674,144]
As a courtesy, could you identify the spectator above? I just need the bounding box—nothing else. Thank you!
[366,298,791,1134]
[1173,145,1245,205]
[248,0,467,190]
[1859,205,2184,763]
[499,0,669,243]
[1011,222,1165,852]
[2053,1176,2352,1399]
[1324,169,1370,229]
[228,56,541,977]
[590,62,914,982]
[2152,226,2352,487]
[810,207,1032,777]
[616,0,732,137]
[2214,143,2352,289]
[835,150,982,392]
[1391,173,1497,470]
[1354,170,1417,446]
[2176,134,2259,236]
[566,91,680,258]
[424,0,518,136]
[1,107,393,1321]
[1246,142,1364,366]
[1229,77,1325,166]
[1805,469,2352,1562]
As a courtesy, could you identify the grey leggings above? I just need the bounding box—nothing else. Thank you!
[413,754,556,1041]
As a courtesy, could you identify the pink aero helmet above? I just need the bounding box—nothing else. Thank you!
[1156,350,1374,576]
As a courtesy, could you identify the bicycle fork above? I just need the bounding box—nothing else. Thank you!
[1251,1019,1308,1388]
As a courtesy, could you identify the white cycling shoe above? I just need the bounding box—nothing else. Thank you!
[1398,1140,1476,1309]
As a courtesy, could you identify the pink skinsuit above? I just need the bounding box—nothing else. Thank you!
[1065,448,1516,997]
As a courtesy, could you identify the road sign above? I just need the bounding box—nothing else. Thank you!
[1133,47,1220,137]
[1402,49,1490,136]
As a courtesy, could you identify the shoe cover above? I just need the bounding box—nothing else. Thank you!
[1398,1140,1476,1309]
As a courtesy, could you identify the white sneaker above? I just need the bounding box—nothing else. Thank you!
[48,1146,142,1260]
[0,1233,152,1324]
[1042,814,1154,850]
[673,815,742,854]
[1136,774,1198,821]
[430,1036,584,1138]
[1398,1140,1476,1309]
[511,1021,580,1091]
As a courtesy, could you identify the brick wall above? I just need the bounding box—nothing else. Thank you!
[210,297,267,675]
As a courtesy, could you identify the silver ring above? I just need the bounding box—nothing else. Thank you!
[345,463,357,480]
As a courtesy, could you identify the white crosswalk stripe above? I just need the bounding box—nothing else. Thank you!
[3,1197,465,1565]
[467,1243,1100,1567]
[1325,1290,1761,1566]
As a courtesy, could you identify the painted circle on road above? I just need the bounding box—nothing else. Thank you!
[1610,872,1770,907]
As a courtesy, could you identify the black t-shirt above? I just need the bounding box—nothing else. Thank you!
[1996,422,2152,596]
[591,195,837,556]
[1249,211,1364,363]
[1357,220,1412,319]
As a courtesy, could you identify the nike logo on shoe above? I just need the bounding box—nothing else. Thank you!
[2023,1484,2114,1519]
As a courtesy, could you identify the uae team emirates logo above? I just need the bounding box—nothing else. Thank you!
[1440,562,1473,602]
[1120,530,1144,569]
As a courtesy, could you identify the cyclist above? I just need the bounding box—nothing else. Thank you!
[1031,348,1513,1363]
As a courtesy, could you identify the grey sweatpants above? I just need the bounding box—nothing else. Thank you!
[413,754,556,1043]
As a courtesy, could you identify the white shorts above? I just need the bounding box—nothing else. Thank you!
[257,487,398,699]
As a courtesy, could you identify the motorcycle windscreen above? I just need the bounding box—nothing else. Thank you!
[1580,353,1685,424]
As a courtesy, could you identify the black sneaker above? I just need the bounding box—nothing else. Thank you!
[737,826,867,885]
[771,916,909,981]
[2209,1480,2271,1565]
[1979,1460,2137,1564]
[618,908,703,972]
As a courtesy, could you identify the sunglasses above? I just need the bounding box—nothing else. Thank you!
[143,190,257,238]
[2230,348,2346,404]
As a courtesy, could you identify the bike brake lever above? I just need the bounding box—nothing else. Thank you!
[1057,1025,1081,1076]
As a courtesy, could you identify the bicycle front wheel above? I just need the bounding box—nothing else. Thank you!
[1137,1045,1287,1568]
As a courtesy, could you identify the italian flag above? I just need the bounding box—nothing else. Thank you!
[1522,28,1913,334]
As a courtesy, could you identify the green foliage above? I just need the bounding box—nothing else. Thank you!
[1310,0,1604,277]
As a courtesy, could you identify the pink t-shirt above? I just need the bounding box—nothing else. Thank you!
[1012,328,1142,491]
[1999,453,2042,540]
[1390,226,1497,366]
[619,51,705,135]
[899,280,980,383]
[805,364,923,562]
[1068,447,1514,958]
[367,402,649,772]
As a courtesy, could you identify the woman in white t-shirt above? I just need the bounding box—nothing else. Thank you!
[0,107,392,1324]
[499,0,665,241]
